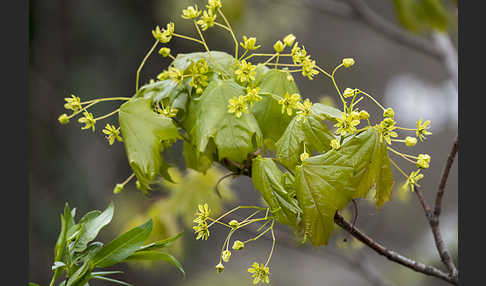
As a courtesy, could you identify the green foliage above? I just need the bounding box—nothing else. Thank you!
[393,0,452,33]
[119,97,181,193]
[34,202,184,286]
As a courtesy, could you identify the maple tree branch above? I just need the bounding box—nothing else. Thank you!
[217,155,457,285]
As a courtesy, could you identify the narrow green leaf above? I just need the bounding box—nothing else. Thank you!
[295,151,355,246]
[92,219,153,268]
[124,251,185,276]
[66,260,92,286]
[54,214,67,263]
[137,232,183,252]
[119,98,181,193]
[74,202,114,252]
[90,275,132,286]
[29,282,40,286]
[251,156,301,226]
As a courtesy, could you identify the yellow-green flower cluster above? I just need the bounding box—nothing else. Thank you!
[240,36,261,51]
[78,111,96,132]
[182,5,202,19]
[296,98,313,122]
[193,203,211,240]
[248,262,270,284]
[376,117,398,144]
[334,112,361,136]
[416,118,432,142]
[189,59,210,94]
[102,124,123,145]
[235,60,256,83]
[278,92,301,116]
[416,154,431,169]
[197,9,217,31]
[290,42,319,79]
[158,66,185,84]
[64,95,82,112]
[228,95,249,118]
[152,23,175,43]
[244,87,262,106]
[403,170,424,192]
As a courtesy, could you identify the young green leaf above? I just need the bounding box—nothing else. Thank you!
[250,69,299,148]
[66,260,92,286]
[311,103,342,121]
[137,232,183,252]
[183,79,263,163]
[124,251,185,276]
[251,156,301,226]
[295,151,355,246]
[172,51,236,76]
[92,219,153,268]
[275,110,334,169]
[74,202,114,252]
[182,140,214,174]
[119,97,181,193]
[338,128,394,208]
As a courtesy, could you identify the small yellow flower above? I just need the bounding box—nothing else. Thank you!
[222,250,231,262]
[248,262,270,284]
[235,60,256,83]
[330,139,341,150]
[291,42,307,64]
[403,170,424,192]
[342,58,355,68]
[283,34,296,47]
[158,47,171,57]
[405,136,417,147]
[244,87,262,106]
[240,36,261,50]
[228,96,249,118]
[334,112,360,136]
[58,113,70,124]
[193,222,210,240]
[301,57,319,80]
[207,0,222,10]
[278,92,301,116]
[78,112,96,132]
[300,150,309,162]
[416,118,432,142]
[376,118,398,144]
[167,67,184,84]
[152,23,175,43]
[233,240,245,250]
[296,98,313,122]
[197,9,217,31]
[215,263,224,274]
[64,95,82,112]
[158,107,179,118]
[273,40,285,53]
[182,5,202,19]
[416,154,431,169]
[229,219,239,228]
[102,124,123,145]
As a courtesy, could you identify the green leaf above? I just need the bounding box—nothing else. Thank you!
[172,51,236,76]
[119,97,181,193]
[295,151,355,246]
[184,79,263,163]
[54,213,68,263]
[311,103,342,121]
[338,128,394,208]
[74,202,114,253]
[137,79,182,103]
[275,111,334,169]
[66,260,92,286]
[137,232,183,252]
[182,140,214,173]
[250,69,299,148]
[124,251,185,276]
[251,156,301,226]
[92,219,153,268]
[90,275,132,286]
[29,283,40,286]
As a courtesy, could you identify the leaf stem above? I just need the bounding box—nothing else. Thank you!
[136,40,159,92]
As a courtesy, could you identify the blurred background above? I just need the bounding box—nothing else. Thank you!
[29,0,458,285]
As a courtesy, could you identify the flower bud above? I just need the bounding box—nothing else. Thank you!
[343,88,355,98]
[273,40,285,53]
[216,263,224,274]
[229,220,239,228]
[159,47,171,57]
[222,250,231,262]
[416,154,431,169]
[58,114,70,124]
[404,136,417,147]
[232,240,245,250]
[342,58,355,68]
[359,110,370,120]
[113,183,124,194]
[300,151,309,162]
